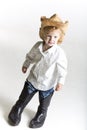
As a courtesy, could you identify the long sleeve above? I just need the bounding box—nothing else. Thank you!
[22,42,40,68]
[57,49,67,85]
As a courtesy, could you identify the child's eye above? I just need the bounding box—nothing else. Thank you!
[54,36,57,38]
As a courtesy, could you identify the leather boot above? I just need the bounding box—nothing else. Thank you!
[29,92,54,128]
[8,81,37,126]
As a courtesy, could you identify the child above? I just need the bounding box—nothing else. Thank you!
[8,14,68,128]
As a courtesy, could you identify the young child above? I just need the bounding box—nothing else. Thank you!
[8,14,68,128]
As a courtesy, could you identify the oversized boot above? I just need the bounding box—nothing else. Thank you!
[29,92,54,128]
[8,81,37,126]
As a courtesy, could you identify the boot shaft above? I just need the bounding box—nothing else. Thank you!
[29,92,54,128]
[8,81,37,126]
[39,91,54,112]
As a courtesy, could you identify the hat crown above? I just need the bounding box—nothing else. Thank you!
[50,14,62,23]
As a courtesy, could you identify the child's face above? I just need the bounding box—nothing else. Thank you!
[44,29,60,47]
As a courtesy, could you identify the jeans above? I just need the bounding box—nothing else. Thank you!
[24,80,54,99]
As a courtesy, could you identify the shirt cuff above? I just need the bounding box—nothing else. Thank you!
[22,61,30,68]
[57,77,65,85]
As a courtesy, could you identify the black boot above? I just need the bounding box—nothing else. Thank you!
[29,92,54,128]
[8,81,37,126]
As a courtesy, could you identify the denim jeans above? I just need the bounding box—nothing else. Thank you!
[24,80,54,99]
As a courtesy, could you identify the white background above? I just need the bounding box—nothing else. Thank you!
[0,0,86,130]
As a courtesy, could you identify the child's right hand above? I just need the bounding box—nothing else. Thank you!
[22,66,27,73]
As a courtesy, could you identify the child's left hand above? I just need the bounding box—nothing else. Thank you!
[55,83,63,91]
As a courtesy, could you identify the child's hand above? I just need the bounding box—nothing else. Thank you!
[22,66,27,73]
[55,83,63,91]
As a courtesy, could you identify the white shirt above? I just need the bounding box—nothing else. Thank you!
[23,41,67,91]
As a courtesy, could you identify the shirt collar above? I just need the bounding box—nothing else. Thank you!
[39,42,58,55]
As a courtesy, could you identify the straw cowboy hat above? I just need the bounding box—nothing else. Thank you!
[39,14,69,43]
